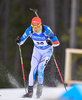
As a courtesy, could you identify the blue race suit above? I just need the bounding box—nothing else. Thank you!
[20,24,60,86]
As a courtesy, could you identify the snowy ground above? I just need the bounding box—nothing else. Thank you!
[0,86,69,100]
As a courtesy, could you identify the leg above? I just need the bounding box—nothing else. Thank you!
[23,47,41,98]
[38,48,52,84]
[36,48,52,98]
[23,55,38,98]
[29,47,41,86]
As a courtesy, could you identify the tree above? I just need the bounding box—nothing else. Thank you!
[70,0,78,48]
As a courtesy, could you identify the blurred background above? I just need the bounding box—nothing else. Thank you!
[0,0,82,88]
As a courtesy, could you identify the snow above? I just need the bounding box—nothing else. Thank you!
[0,86,69,100]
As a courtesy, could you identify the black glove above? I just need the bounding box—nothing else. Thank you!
[46,39,53,45]
[15,36,21,43]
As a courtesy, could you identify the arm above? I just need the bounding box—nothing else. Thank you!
[50,36,60,47]
[45,26,60,47]
[16,26,31,45]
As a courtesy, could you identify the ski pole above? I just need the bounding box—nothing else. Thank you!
[18,41,27,93]
[49,46,67,92]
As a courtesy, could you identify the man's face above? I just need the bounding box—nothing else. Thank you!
[33,25,42,33]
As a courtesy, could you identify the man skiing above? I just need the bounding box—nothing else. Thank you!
[16,17,60,98]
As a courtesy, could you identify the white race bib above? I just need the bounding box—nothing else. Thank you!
[33,40,48,46]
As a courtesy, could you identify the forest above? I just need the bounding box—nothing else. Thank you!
[0,0,82,88]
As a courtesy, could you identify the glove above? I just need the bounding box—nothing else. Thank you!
[15,36,21,43]
[46,39,53,45]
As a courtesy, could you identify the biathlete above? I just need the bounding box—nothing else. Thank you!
[16,17,60,98]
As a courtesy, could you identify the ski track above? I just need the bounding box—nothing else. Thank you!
[0,87,69,100]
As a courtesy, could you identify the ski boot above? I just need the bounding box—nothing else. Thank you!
[36,84,43,98]
[23,86,33,98]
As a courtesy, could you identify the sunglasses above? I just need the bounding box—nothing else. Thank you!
[31,23,41,29]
